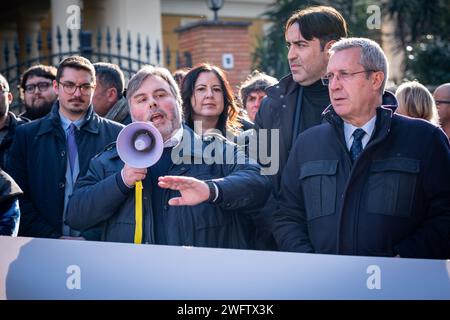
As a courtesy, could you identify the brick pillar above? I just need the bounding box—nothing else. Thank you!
[176,20,252,93]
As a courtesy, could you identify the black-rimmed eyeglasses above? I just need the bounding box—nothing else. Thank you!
[435,100,450,106]
[24,82,52,93]
[58,81,95,95]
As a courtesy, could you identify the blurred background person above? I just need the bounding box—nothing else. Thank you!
[172,67,190,90]
[0,74,28,170]
[92,62,131,125]
[19,64,57,121]
[238,70,277,123]
[0,168,22,236]
[395,81,438,124]
[181,63,250,137]
[434,83,450,138]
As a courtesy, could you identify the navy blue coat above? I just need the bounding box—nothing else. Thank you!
[0,112,28,170]
[7,102,124,238]
[66,127,271,249]
[274,105,450,259]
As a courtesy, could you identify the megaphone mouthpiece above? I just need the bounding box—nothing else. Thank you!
[117,121,164,168]
[133,131,153,151]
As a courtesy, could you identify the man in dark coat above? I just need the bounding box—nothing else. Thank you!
[66,66,270,249]
[7,56,123,239]
[0,74,29,170]
[252,6,348,249]
[274,38,450,259]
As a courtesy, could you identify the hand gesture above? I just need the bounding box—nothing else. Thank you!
[158,175,210,206]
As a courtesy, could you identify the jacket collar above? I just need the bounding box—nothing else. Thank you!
[172,124,216,163]
[265,73,299,98]
[323,91,397,143]
[37,101,99,136]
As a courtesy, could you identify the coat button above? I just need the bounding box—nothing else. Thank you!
[280,94,284,98]
[282,104,286,108]
[61,150,66,157]
[59,182,65,188]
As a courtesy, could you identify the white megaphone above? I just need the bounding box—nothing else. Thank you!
[116,121,164,168]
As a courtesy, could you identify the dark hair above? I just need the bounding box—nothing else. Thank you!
[173,67,191,89]
[239,70,277,107]
[93,62,125,97]
[20,64,57,90]
[56,55,95,83]
[286,6,348,50]
[181,63,241,136]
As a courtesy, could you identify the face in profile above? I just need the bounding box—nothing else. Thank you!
[286,22,329,86]
[327,47,382,125]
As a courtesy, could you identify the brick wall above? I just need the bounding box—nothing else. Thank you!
[177,20,251,93]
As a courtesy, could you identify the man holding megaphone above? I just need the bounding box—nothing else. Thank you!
[67,65,271,249]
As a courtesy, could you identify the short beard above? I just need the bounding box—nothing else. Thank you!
[24,101,53,120]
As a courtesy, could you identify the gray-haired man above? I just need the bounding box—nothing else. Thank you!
[274,38,450,259]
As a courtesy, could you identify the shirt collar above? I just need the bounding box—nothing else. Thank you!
[59,111,85,131]
[344,115,377,143]
[164,125,183,148]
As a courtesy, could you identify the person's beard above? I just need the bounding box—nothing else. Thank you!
[24,100,53,120]
[0,101,8,118]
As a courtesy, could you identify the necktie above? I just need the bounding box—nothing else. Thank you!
[350,128,365,163]
[67,123,78,174]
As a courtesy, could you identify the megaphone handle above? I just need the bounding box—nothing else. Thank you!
[134,180,143,244]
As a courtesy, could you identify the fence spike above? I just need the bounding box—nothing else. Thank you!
[156,40,160,66]
[106,27,112,62]
[165,45,171,69]
[137,33,142,69]
[116,28,122,67]
[46,30,53,65]
[146,36,150,64]
[3,40,10,79]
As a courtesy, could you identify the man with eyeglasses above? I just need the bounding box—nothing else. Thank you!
[434,83,450,138]
[0,73,29,170]
[7,56,123,240]
[19,64,58,121]
[274,38,450,259]
[249,6,349,250]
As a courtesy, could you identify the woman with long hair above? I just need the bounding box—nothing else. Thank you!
[181,63,246,137]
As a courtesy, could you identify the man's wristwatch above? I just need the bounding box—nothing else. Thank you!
[205,180,217,203]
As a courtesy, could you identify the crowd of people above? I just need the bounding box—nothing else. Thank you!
[0,5,449,259]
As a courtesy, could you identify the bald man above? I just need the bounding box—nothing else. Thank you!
[434,83,450,138]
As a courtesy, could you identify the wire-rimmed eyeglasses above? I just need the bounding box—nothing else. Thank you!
[321,70,376,86]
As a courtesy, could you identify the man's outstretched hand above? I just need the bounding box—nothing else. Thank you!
[158,176,210,206]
